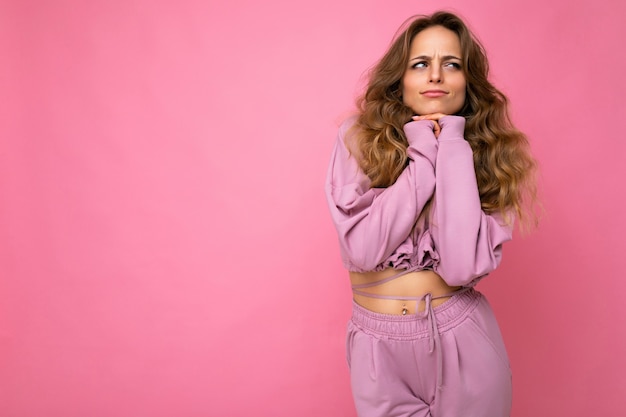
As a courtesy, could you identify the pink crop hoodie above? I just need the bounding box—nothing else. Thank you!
[325,115,513,287]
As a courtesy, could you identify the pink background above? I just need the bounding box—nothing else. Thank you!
[1,0,625,416]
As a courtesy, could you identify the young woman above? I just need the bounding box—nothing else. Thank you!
[325,11,537,417]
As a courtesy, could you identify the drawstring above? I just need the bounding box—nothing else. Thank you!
[351,265,422,290]
[417,293,443,390]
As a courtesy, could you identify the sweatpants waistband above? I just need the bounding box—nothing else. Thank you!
[350,288,481,341]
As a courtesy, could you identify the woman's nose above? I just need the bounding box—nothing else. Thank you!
[429,66,442,83]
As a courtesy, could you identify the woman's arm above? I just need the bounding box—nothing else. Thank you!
[325,118,439,271]
[430,116,514,286]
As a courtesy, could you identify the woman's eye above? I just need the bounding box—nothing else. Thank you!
[444,62,462,69]
[412,61,427,69]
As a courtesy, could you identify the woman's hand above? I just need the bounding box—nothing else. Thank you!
[412,113,447,138]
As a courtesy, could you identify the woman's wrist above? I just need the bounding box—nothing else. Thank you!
[437,115,466,141]
[403,119,437,145]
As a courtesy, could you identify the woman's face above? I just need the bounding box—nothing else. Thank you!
[401,25,467,116]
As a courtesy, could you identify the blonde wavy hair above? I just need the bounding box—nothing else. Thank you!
[349,11,538,225]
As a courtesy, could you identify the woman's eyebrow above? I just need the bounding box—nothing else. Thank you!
[409,54,462,61]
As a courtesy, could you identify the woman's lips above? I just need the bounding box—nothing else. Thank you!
[421,90,448,98]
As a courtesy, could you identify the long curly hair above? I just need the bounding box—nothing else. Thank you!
[349,11,537,225]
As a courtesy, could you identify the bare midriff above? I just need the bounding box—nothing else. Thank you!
[350,269,461,315]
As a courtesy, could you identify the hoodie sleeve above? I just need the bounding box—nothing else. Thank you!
[325,118,440,271]
[430,116,514,286]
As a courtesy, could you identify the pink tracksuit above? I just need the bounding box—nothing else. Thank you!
[326,116,514,416]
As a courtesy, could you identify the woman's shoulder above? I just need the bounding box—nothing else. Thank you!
[338,114,359,135]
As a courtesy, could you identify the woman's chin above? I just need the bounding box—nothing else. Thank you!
[411,104,464,116]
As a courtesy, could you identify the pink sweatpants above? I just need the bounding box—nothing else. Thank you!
[346,289,512,417]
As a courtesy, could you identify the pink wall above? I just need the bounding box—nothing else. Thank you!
[1,0,625,416]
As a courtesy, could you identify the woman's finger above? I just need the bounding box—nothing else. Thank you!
[419,113,447,121]
[433,121,441,138]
